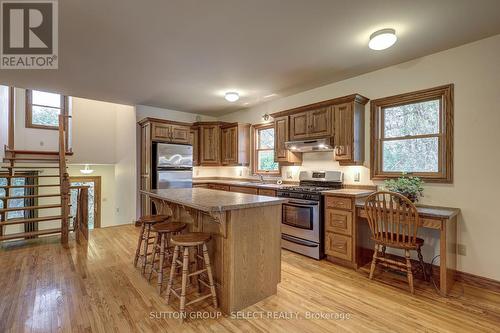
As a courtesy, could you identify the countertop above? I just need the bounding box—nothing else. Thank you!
[355,197,460,219]
[141,188,288,213]
[322,189,375,197]
[193,179,296,190]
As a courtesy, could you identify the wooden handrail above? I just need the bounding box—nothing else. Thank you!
[58,114,70,246]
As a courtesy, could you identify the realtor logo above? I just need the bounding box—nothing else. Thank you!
[1,0,58,69]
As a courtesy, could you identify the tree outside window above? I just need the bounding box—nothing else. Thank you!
[26,89,67,129]
[253,124,279,175]
[371,84,453,182]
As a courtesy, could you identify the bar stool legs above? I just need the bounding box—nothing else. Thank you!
[202,243,218,308]
[133,223,146,267]
[165,232,218,323]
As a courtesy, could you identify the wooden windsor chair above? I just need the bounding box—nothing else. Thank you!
[364,191,427,294]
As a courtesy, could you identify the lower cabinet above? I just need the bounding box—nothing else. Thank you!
[230,186,259,194]
[258,189,276,197]
[324,195,356,266]
[208,184,230,191]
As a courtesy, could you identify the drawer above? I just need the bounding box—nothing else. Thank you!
[325,209,353,236]
[326,196,352,210]
[230,186,258,195]
[193,184,208,188]
[258,189,276,197]
[325,232,352,261]
[208,184,230,191]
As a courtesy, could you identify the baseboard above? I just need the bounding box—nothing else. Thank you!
[359,247,500,293]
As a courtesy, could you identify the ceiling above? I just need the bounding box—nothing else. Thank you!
[2,0,500,116]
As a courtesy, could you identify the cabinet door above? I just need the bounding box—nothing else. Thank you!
[308,107,332,138]
[325,209,353,236]
[333,103,353,161]
[325,232,352,261]
[140,123,152,216]
[170,125,190,144]
[221,126,238,165]
[289,112,309,140]
[152,123,171,141]
[200,125,221,165]
[274,116,288,161]
[190,127,199,166]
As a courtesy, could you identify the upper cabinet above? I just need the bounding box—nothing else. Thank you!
[221,123,250,166]
[198,123,221,166]
[190,126,199,166]
[151,121,190,144]
[271,94,369,166]
[289,106,332,140]
[274,116,302,164]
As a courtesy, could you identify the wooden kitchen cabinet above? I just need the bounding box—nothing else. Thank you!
[221,123,250,166]
[199,123,222,166]
[139,121,152,216]
[230,185,258,194]
[190,126,199,166]
[152,121,190,144]
[289,107,332,140]
[324,194,356,267]
[333,97,368,165]
[270,94,369,166]
[274,116,302,164]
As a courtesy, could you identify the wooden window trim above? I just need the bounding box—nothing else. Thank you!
[370,84,454,183]
[252,123,281,176]
[25,89,68,130]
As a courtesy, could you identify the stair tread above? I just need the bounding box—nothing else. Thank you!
[0,166,61,169]
[0,228,62,241]
[0,175,60,178]
[5,149,73,156]
[0,184,61,188]
[0,215,64,226]
[0,204,62,213]
[0,194,62,200]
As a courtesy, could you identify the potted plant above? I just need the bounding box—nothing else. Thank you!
[384,174,424,203]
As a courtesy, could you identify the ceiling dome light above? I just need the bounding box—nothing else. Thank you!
[80,164,94,174]
[369,28,397,50]
[224,92,240,102]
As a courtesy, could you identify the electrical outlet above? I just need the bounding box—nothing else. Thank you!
[354,172,360,182]
[457,244,467,256]
[40,141,44,146]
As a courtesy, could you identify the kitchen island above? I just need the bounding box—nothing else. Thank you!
[140,188,287,314]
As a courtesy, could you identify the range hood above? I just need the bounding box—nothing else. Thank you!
[285,138,334,152]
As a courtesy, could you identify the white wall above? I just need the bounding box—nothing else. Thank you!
[216,35,500,281]
[8,93,138,228]
[0,86,8,159]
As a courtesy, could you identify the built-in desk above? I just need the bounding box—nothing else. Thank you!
[323,190,460,296]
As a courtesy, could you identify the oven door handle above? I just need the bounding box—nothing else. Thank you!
[282,234,318,247]
[287,200,319,206]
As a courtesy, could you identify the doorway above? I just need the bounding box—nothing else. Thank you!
[70,176,101,229]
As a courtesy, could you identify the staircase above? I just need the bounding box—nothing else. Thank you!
[0,115,83,246]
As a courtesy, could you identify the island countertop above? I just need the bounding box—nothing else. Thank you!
[141,188,288,213]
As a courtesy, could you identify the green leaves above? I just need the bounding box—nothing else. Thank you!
[384,173,424,202]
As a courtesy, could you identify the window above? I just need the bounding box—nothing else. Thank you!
[370,84,453,182]
[26,89,67,129]
[0,176,26,219]
[253,124,279,175]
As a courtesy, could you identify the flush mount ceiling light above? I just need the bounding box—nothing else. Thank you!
[369,28,397,50]
[224,92,240,102]
[80,164,94,174]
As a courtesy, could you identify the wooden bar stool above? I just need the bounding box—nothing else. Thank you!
[165,232,218,323]
[148,222,187,293]
[133,214,170,275]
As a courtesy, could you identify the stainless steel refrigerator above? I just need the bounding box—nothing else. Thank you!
[155,143,193,189]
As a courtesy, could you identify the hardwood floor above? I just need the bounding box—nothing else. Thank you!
[1,224,499,332]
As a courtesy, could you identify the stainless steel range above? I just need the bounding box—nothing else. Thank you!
[277,170,343,259]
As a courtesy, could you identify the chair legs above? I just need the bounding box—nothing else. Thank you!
[416,246,427,281]
[133,223,146,267]
[165,243,218,323]
[405,249,415,294]
[369,243,379,280]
